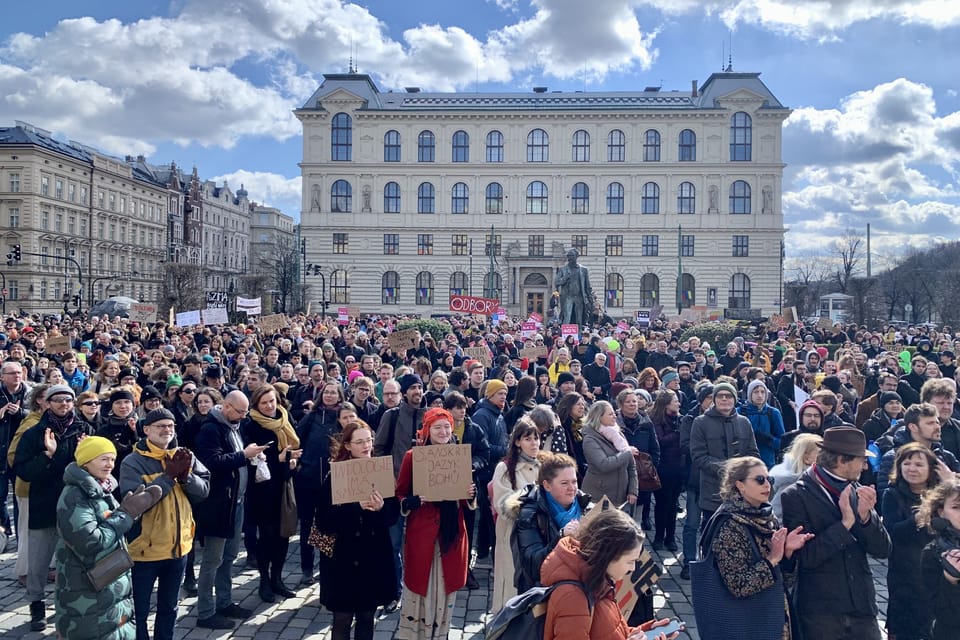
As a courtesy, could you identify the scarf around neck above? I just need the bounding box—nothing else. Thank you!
[725,492,778,536]
[545,490,582,530]
[46,409,75,434]
[811,463,851,506]
[250,406,300,450]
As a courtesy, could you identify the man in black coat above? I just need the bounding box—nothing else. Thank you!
[192,391,265,630]
[781,426,891,640]
[581,352,612,400]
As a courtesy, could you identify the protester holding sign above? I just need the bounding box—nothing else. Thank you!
[316,420,399,640]
[395,407,477,640]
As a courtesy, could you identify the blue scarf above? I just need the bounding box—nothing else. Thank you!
[544,491,582,530]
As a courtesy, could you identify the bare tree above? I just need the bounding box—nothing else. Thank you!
[160,263,203,314]
[253,240,301,313]
[833,229,865,293]
[785,250,829,317]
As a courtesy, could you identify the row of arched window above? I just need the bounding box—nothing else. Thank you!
[372,271,751,308]
[330,112,753,163]
[328,179,753,215]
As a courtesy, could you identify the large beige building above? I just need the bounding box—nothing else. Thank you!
[0,122,168,314]
[296,70,790,319]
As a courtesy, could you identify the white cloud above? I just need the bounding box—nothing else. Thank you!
[210,170,302,216]
[782,78,960,257]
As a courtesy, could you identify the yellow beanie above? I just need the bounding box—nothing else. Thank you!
[75,436,117,467]
[485,379,508,399]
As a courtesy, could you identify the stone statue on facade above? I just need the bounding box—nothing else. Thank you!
[555,249,595,326]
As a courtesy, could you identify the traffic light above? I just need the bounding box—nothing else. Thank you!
[12,244,21,261]
[4,252,12,266]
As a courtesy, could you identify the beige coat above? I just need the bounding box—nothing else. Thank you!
[491,456,541,612]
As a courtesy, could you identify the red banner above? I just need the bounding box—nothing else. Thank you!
[449,294,500,316]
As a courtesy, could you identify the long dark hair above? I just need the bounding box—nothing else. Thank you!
[648,389,676,427]
[575,508,644,595]
[555,392,584,429]
[505,418,541,490]
[513,376,537,408]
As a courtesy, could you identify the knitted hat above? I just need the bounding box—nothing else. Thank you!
[485,379,508,399]
[424,391,445,407]
[880,391,902,409]
[661,371,679,386]
[820,375,842,394]
[166,375,183,389]
[557,371,576,387]
[799,399,824,420]
[398,373,422,394]
[419,407,455,443]
[746,379,768,402]
[622,376,639,388]
[45,384,76,401]
[609,382,629,400]
[143,408,176,425]
[713,382,738,398]
[696,384,715,405]
[109,389,135,404]
[141,385,162,402]
[75,435,117,467]
[635,389,653,404]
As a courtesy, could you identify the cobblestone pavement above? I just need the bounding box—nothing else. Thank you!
[0,504,890,639]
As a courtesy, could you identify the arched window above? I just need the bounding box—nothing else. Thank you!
[418,182,435,214]
[331,113,352,161]
[483,271,502,300]
[678,273,696,309]
[571,182,589,214]
[486,131,504,162]
[381,271,399,305]
[607,182,624,214]
[643,129,660,162]
[640,274,659,308]
[330,180,352,213]
[450,271,469,297]
[729,273,751,309]
[416,272,434,305]
[730,180,751,214]
[384,130,401,162]
[678,129,696,161]
[452,130,469,162]
[730,112,752,161]
[330,269,349,304]
[678,182,696,214]
[526,181,548,214]
[451,183,469,214]
[527,129,549,162]
[384,182,400,213]
[418,130,435,162]
[572,130,590,162]
[641,182,660,214]
[605,273,624,308]
[608,129,625,162]
[485,182,503,214]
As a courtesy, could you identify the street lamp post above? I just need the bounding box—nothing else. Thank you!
[305,263,327,318]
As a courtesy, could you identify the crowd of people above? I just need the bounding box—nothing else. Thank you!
[1,310,960,638]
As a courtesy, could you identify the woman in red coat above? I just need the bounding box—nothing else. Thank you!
[395,407,477,639]
[542,508,678,640]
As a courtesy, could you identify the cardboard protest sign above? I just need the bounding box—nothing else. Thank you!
[387,328,419,351]
[519,345,548,360]
[259,313,287,334]
[412,444,473,501]
[330,456,395,505]
[615,546,662,618]
[578,495,614,531]
[128,303,158,324]
[45,335,71,353]
[462,346,491,367]
[817,316,833,330]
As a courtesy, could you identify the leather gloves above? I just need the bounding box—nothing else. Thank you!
[119,484,163,519]
[164,448,193,482]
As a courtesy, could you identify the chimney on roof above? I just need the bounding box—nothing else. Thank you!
[533,86,547,93]
[691,80,698,97]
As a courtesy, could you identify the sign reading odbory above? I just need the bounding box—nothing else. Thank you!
[449,294,499,316]
[330,456,395,505]
[412,444,473,501]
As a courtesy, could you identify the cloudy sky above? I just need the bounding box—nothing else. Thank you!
[2,0,958,266]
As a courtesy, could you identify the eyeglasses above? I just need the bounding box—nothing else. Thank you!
[349,438,374,446]
[749,475,772,486]
[49,397,74,404]
[714,393,735,400]
[81,401,101,407]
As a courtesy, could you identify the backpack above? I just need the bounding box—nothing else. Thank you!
[485,580,594,640]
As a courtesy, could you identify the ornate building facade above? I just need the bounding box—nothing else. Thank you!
[297,70,790,318]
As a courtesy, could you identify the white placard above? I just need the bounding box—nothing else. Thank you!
[175,310,201,327]
[236,296,262,315]
[202,307,230,325]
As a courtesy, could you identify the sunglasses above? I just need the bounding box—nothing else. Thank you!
[81,400,101,407]
[181,388,197,394]
[749,475,772,486]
